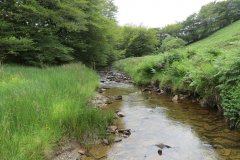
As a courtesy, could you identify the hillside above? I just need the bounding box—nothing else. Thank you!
[115,20,240,128]
[187,20,240,54]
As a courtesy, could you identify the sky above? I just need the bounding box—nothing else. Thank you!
[114,0,216,28]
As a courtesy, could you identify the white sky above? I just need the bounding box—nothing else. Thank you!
[114,0,217,28]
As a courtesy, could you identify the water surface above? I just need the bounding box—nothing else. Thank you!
[87,81,240,160]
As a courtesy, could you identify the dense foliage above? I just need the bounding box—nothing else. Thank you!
[115,21,240,128]
[0,64,113,160]
[0,0,118,66]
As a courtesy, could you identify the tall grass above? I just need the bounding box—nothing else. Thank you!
[0,64,113,160]
[114,21,240,128]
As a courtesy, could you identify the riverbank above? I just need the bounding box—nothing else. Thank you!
[114,21,240,128]
[0,64,113,160]
[55,70,133,160]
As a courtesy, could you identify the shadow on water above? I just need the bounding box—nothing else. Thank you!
[85,81,240,160]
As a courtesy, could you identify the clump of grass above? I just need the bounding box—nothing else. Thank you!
[0,64,113,160]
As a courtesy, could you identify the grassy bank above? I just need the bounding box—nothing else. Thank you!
[115,21,240,128]
[0,64,113,160]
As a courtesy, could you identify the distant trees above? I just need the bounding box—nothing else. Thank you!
[0,0,119,66]
[156,0,240,45]
[133,0,240,54]
[118,26,158,57]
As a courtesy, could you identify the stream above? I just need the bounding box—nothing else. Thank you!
[85,71,240,160]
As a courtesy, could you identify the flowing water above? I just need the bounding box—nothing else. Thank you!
[85,76,240,160]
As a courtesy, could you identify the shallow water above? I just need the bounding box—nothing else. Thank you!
[86,80,240,160]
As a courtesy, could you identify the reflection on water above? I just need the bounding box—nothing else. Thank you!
[87,81,240,160]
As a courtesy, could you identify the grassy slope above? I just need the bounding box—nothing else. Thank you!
[0,64,112,160]
[115,20,240,127]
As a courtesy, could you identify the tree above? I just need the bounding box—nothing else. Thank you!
[156,23,183,50]
[227,0,240,23]
[119,27,158,57]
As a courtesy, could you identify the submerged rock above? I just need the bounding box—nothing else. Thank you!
[114,138,122,143]
[158,149,163,156]
[122,134,129,138]
[100,80,105,83]
[106,99,113,104]
[114,95,123,100]
[155,143,171,149]
[123,130,131,136]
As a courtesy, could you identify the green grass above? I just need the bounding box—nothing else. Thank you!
[0,64,113,160]
[115,20,240,128]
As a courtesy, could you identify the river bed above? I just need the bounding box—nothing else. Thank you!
[84,72,240,160]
